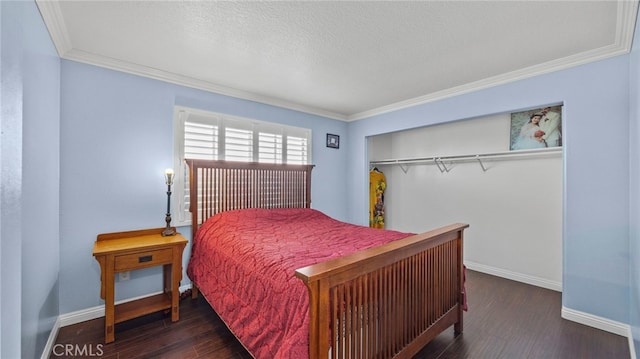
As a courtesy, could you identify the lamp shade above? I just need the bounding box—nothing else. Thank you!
[165,168,174,186]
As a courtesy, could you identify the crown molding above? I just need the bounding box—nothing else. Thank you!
[62,49,349,121]
[347,0,639,121]
[37,0,638,123]
[35,0,347,121]
[347,44,630,121]
[35,0,72,57]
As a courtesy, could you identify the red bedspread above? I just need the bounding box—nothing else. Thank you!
[187,208,413,359]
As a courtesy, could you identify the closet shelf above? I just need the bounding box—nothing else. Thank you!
[369,147,561,173]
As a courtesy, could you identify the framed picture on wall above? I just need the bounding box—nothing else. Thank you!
[326,133,340,149]
[510,105,563,151]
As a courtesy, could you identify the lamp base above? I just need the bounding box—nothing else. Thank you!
[162,213,175,236]
[162,227,176,237]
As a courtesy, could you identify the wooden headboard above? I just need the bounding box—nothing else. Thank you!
[186,159,314,239]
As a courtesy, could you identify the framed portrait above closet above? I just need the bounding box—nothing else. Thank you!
[509,105,563,151]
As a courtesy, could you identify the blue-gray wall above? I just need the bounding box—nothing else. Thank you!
[1,2,24,357]
[59,60,348,314]
[347,54,631,324]
[1,1,61,358]
[630,7,640,356]
[22,1,61,357]
[3,1,640,357]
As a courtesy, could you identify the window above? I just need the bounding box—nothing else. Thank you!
[173,106,312,225]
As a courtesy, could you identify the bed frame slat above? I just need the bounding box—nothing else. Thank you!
[296,223,467,359]
[186,159,467,359]
[187,159,314,231]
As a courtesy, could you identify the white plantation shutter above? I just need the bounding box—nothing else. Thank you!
[178,114,220,222]
[173,106,312,225]
[259,132,283,163]
[224,127,253,162]
[184,121,218,160]
[287,136,308,164]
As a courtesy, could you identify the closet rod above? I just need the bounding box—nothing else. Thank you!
[369,147,561,166]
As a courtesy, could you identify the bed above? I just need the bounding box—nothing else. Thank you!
[185,159,468,359]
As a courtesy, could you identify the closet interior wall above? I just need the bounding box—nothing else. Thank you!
[368,112,563,290]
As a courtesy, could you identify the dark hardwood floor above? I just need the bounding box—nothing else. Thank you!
[50,270,630,358]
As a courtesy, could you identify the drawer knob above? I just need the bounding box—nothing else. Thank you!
[139,255,153,263]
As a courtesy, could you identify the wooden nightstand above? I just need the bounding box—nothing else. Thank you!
[92,227,187,343]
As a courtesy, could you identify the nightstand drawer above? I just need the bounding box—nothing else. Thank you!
[114,248,173,271]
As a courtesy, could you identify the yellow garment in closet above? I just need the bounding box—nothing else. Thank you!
[369,169,386,228]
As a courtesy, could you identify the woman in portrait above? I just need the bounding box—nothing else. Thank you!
[512,113,547,150]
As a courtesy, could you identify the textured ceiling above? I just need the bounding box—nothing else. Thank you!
[37,1,638,121]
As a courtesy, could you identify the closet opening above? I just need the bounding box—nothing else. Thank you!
[366,105,563,291]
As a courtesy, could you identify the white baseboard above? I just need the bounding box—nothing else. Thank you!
[41,317,62,359]
[464,261,562,292]
[561,306,629,337]
[44,280,639,357]
[41,284,192,358]
[465,262,635,349]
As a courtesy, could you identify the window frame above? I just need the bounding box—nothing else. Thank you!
[172,106,312,226]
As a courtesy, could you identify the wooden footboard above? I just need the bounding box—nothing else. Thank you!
[186,159,467,358]
[295,223,468,359]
